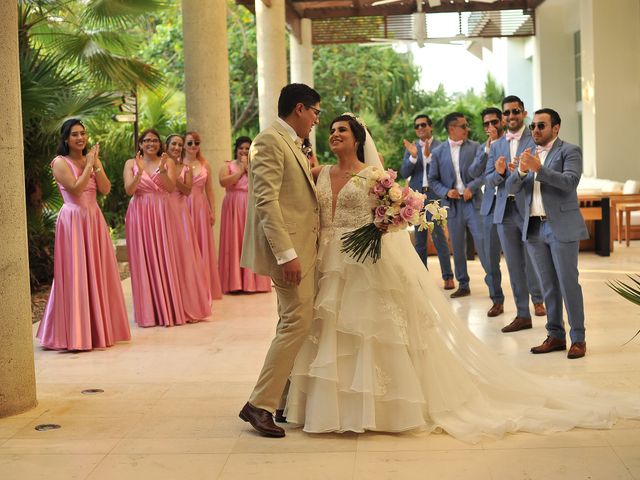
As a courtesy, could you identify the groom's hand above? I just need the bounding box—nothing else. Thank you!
[282,258,302,286]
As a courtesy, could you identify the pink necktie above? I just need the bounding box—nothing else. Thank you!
[449,139,463,147]
[505,131,522,142]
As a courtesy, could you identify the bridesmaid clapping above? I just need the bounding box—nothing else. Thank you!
[37,119,130,351]
[218,136,271,293]
[124,129,210,327]
[183,131,223,300]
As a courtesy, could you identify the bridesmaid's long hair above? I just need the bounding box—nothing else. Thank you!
[329,115,366,163]
[57,118,87,156]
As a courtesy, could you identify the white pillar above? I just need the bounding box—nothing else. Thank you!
[289,18,316,147]
[182,0,232,241]
[532,0,581,147]
[256,0,288,129]
[579,0,640,181]
[0,1,37,417]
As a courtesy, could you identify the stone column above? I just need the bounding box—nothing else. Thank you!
[256,0,287,129]
[579,0,640,181]
[289,18,316,148]
[0,2,37,417]
[182,0,232,241]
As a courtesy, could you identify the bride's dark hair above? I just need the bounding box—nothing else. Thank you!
[329,115,366,163]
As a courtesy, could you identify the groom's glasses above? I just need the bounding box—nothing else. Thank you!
[305,105,322,117]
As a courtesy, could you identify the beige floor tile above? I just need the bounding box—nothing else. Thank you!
[233,428,357,453]
[148,397,240,417]
[354,450,492,480]
[0,454,104,480]
[604,428,640,447]
[356,430,481,451]
[219,452,355,480]
[484,446,634,480]
[612,446,640,479]
[86,453,229,480]
[161,381,253,400]
[11,415,144,440]
[111,437,238,455]
[0,438,119,454]
[124,415,243,439]
[0,417,35,439]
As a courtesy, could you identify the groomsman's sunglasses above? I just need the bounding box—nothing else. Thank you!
[482,119,500,128]
[414,122,430,129]
[502,108,522,116]
[529,122,548,131]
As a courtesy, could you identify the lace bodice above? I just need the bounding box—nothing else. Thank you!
[317,166,373,231]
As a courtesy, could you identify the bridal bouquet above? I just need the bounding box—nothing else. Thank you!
[341,167,448,263]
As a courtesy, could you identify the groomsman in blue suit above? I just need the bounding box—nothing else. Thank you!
[483,96,545,333]
[506,108,588,359]
[429,112,485,298]
[468,107,505,317]
[400,114,455,290]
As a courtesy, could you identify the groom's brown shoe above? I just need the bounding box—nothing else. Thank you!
[239,402,285,438]
[530,336,566,354]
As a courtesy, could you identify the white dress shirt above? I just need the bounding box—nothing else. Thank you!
[408,138,433,187]
[449,140,465,194]
[507,125,526,198]
[519,137,558,217]
[274,117,302,265]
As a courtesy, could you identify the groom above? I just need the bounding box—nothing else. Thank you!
[239,83,321,437]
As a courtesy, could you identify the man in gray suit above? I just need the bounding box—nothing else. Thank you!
[399,114,454,290]
[506,108,588,359]
[429,112,484,298]
[484,96,545,333]
[468,107,505,317]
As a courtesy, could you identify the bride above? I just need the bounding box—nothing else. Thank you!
[284,113,640,443]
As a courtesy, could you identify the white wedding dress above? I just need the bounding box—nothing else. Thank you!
[284,165,640,443]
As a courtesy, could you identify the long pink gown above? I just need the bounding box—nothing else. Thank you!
[37,156,130,350]
[218,161,271,293]
[169,166,212,310]
[125,164,210,327]
[187,165,223,300]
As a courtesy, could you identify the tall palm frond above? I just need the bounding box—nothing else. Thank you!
[608,275,640,344]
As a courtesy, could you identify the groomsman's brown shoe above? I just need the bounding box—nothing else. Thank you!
[274,409,287,423]
[239,402,285,438]
[534,303,546,316]
[487,303,504,317]
[567,342,586,359]
[450,287,471,298]
[501,317,532,333]
[444,279,455,290]
[530,336,566,354]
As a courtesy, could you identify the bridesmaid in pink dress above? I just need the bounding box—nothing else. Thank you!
[218,136,271,293]
[183,132,223,300]
[37,119,130,350]
[124,129,210,327]
[165,134,212,316]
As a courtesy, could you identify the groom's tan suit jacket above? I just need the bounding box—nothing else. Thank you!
[241,119,319,412]
[241,120,319,277]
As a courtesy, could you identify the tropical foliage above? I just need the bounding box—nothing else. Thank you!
[608,275,640,344]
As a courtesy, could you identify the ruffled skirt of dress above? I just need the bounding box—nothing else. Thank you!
[285,230,640,443]
[37,204,130,350]
[218,190,271,293]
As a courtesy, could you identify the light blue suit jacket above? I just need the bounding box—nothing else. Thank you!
[483,129,536,223]
[505,138,589,243]
[428,139,483,217]
[399,139,442,191]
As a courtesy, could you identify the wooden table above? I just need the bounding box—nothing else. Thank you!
[617,203,640,246]
[578,195,611,256]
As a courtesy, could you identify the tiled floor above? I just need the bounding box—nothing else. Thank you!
[2,242,640,479]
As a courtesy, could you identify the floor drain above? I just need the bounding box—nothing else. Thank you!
[35,424,61,431]
[81,389,104,395]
